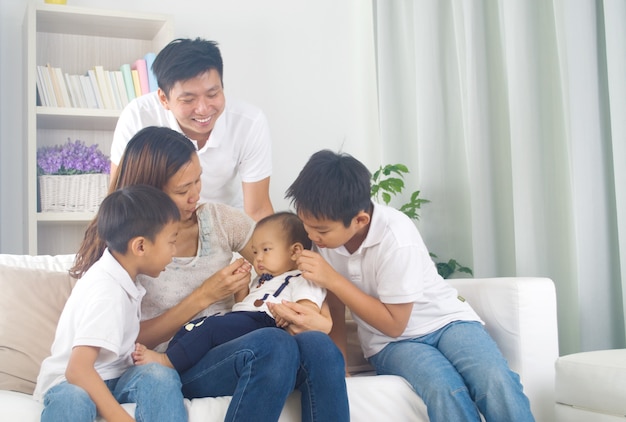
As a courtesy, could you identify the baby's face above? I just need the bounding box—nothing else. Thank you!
[250,222,296,276]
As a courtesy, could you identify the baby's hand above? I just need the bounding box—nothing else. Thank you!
[232,259,252,275]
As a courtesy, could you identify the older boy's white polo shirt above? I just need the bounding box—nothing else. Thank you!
[111,92,272,210]
[317,203,481,358]
[33,249,145,401]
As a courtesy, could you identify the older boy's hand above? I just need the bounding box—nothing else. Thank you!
[296,250,338,289]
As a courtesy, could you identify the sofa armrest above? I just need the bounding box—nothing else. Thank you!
[448,277,558,422]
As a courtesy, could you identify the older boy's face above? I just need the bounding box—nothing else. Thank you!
[297,212,360,250]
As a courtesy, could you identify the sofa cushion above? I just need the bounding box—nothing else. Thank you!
[555,349,626,416]
[0,265,76,394]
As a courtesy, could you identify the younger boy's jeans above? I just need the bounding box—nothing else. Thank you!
[41,363,186,422]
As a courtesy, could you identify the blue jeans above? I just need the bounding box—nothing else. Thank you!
[180,327,349,422]
[368,321,534,422]
[41,363,186,422]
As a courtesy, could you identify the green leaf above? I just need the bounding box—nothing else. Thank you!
[371,163,474,279]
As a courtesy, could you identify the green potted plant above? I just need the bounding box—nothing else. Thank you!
[370,164,473,279]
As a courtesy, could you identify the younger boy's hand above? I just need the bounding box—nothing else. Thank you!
[296,250,338,289]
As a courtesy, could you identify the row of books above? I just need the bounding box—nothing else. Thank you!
[35,53,158,110]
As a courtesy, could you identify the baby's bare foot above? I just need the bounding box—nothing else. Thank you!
[133,343,173,368]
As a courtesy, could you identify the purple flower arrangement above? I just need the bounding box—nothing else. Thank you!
[37,139,110,175]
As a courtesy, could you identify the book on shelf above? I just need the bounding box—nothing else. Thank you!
[63,73,80,108]
[46,63,65,107]
[93,65,114,109]
[86,70,105,109]
[113,70,129,108]
[120,64,136,102]
[37,65,57,107]
[71,74,88,109]
[144,52,158,92]
[35,66,51,107]
[106,70,122,110]
[132,59,150,96]
[79,75,98,109]
[131,69,142,98]
[53,67,72,108]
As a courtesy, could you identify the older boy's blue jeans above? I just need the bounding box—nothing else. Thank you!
[368,321,535,422]
[180,327,349,422]
[41,363,186,421]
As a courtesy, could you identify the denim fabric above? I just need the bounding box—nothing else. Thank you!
[293,331,350,422]
[180,327,349,422]
[41,363,186,422]
[368,321,534,422]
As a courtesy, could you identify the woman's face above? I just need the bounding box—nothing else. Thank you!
[162,154,202,221]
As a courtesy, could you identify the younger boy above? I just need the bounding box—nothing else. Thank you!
[285,150,535,422]
[132,211,326,373]
[34,185,187,422]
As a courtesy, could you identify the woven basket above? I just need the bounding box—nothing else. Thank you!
[39,174,109,212]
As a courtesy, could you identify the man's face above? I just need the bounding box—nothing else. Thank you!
[158,68,226,144]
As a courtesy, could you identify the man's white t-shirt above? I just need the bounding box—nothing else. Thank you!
[111,92,272,209]
[33,250,145,401]
[317,203,482,358]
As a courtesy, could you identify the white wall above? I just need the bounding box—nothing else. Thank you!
[0,0,379,254]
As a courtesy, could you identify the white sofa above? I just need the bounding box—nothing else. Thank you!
[0,253,559,421]
[555,349,626,421]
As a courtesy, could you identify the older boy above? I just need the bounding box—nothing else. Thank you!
[285,149,535,422]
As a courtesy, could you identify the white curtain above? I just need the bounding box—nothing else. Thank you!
[373,0,625,355]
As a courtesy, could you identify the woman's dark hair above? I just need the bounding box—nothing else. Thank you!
[70,127,196,278]
[256,211,312,250]
[98,185,180,254]
[152,37,224,96]
[285,150,372,227]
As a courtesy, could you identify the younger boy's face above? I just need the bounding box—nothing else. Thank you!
[142,221,179,278]
[297,212,362,250]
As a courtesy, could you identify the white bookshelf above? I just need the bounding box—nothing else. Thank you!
[23,4,173,255]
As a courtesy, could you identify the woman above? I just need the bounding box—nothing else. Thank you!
[71,126,349,422]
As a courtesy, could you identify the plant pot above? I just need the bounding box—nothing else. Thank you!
[39,174,109,212]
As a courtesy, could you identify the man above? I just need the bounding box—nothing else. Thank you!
[111,38,273,221]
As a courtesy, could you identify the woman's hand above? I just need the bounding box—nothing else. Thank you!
[267,300,333,335]
[138,258,252,349]
[196,258,251,308]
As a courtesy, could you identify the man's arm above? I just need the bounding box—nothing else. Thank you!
[242,177,274,221]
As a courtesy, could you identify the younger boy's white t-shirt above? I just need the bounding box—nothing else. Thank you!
[33,249,145,401]
[317,203,481,358]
